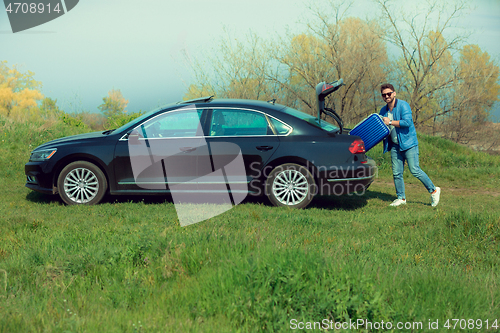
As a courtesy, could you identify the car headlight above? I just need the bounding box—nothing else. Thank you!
[30,148,57,162]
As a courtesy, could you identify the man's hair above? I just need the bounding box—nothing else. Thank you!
[381,83,395,92]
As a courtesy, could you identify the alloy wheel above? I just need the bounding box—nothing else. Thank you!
[63,167,100,204]
[272,169,309,205]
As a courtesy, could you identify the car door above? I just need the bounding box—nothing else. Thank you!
[199,108,280,192]
[113,108,205,192]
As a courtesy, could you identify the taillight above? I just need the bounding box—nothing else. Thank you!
[322,83,334,92]
[349,139,366,154]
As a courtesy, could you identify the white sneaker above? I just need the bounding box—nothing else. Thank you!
[431,187,441,207]
[390,198,406,207]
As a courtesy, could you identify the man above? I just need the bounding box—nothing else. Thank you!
[379,83,441,207]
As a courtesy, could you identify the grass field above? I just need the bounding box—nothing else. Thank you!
[1,119,499,332]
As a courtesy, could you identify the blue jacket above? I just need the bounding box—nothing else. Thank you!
[379,99,418,153]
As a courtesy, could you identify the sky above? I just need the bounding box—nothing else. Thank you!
[1,0,500,121]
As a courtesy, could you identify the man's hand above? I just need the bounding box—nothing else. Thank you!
[382,117,391,126]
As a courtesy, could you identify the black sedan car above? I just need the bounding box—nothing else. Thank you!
[25,85,377,209]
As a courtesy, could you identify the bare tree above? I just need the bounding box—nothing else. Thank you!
[443,45,500,143]
[375,0,469,129]
[183,30,274,101]
[184,0,499,140]
[185,2,388,126]
[259,0,388,125]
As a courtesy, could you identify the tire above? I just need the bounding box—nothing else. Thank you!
[57,161,107,205]
[265,163,316,209]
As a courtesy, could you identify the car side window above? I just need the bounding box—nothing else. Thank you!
[209,109,272,136]
[269,117,292,135]
[138,109,203,138]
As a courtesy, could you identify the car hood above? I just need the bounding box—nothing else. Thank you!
[34,131,108,150]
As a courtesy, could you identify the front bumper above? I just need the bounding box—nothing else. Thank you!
[25,181,57,194]
[25,161,57,194]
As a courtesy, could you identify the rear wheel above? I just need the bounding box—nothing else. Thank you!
[265,163,316,208]
[57,161,107,205]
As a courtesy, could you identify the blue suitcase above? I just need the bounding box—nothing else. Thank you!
[349,114,390,152]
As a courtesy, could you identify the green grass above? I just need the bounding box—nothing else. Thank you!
[1,119,499,332]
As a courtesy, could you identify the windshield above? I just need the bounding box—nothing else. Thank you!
[282,107,339,133]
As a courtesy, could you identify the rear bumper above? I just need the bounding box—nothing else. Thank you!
[316,158,377,196]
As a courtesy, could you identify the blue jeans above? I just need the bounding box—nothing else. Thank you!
[390,144,436,200]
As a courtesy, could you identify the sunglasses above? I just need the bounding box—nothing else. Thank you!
[381,92,394,98]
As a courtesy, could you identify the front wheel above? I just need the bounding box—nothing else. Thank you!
[57,161,107,205]
[265,163,316,209]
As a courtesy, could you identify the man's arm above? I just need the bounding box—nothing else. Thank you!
[398,102,413,128]
[382,117,400,127]
[384,102,412,128]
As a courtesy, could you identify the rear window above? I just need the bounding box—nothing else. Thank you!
[282,107,339,132]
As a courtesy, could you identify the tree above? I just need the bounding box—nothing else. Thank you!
[270,12,388,123]
[443,45,500,143]
[0,60,43,121]
[375,0,468,129]
[98,89,128,119]
[183,30,273,102]
[184,0,499,139]
[377,0,500,141]
[39,97,63,120]
[184,3,388,125]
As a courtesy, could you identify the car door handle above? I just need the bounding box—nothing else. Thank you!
[179,147,196,153]
[256,146,273,151]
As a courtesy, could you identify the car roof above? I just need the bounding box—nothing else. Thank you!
[176,98,288,113]
[113,97,331,137]
[175,98,333,135]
